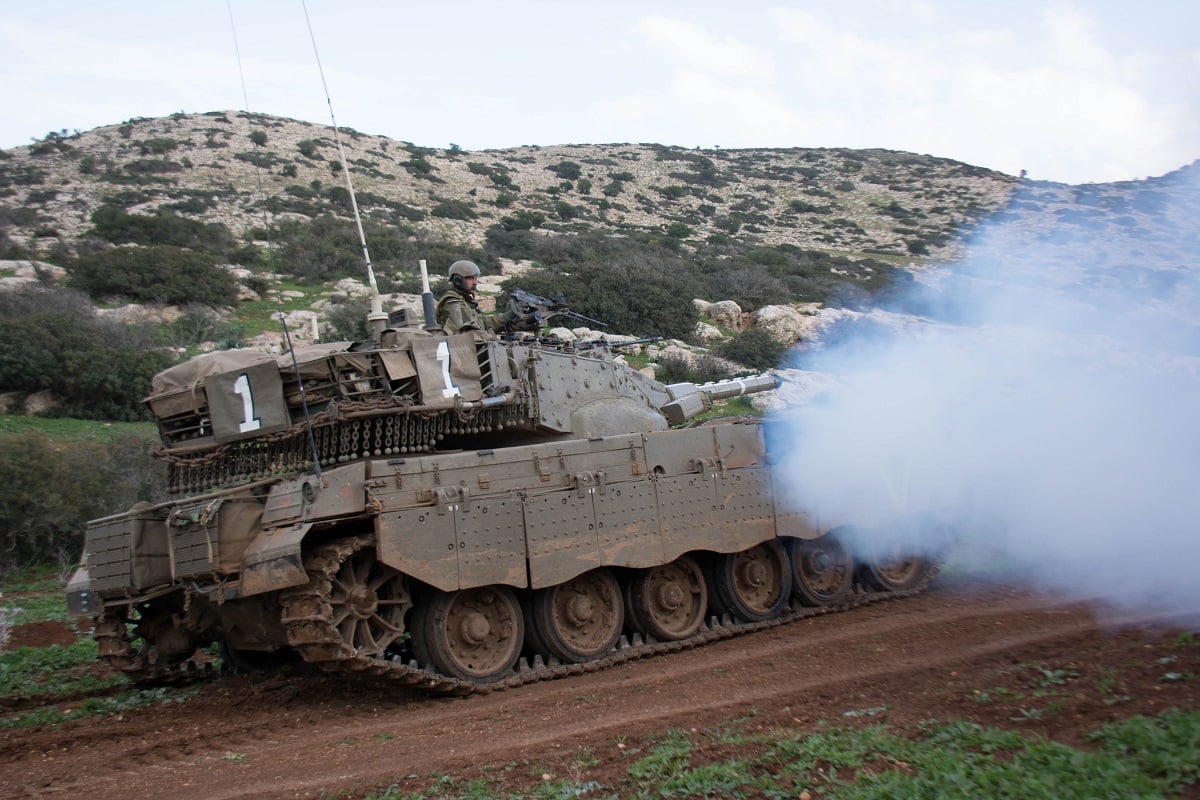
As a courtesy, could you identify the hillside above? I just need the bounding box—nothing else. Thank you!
[1,110,1014,264]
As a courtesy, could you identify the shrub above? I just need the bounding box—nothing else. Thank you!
[714,327,788,370]
[69,245,238,306]
[248,130,268,147]
[499,210,546,231]
[324,295,371,341]
[0,309,176,420]
[431,199,478,220]
[0,430,167,573]
[547,161,582,180]
[138,137,178,155]
[655,353,731,385]
[297,139,320,159]
[87,204,237,256]
[501,252,699,340]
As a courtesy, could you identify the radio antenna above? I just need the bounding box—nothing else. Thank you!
[301,0,388,341]
[226,0,322,481]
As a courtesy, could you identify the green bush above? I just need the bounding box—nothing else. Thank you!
[324,296,371,341]
[498,210,546,231]
[547,161,582,180]
[87,204,237,256]
[0,430,167,572]
[654,353,731,385]
[431,199,477,220]
[0,311,176,420]
[714,328,788,370]
[137,137,178,155]
[69,245,238,306]
[501,250,699,340]
[266,215,490,282]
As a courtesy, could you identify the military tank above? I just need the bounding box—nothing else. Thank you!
[65,297,939,693]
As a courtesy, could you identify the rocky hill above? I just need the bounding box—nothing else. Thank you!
[1,111,1015,263]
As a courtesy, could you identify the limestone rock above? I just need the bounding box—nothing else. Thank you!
[705,300,743,330]
[752,305,821,345]
[693,321,723,344]
[22,390,58,416]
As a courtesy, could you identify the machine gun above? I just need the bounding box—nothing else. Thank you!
[509,288,609,329]
[574,335,663,351]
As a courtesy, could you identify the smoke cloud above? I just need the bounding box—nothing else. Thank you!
[772,163,1200,618]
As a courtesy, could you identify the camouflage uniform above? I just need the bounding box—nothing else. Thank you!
[436,286,512,335]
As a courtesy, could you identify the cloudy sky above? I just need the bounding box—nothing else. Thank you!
[2,1,1196,184]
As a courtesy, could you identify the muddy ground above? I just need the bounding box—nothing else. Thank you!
[2,573,1198,800]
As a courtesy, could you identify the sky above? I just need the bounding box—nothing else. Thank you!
[1,1,1197,185]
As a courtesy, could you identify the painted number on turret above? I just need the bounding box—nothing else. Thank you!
[436,340,462,399]
[205,362,288,443]
[232,373,262,433]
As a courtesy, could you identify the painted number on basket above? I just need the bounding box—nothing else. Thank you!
[436,340,461,399]
[233,373,262,433]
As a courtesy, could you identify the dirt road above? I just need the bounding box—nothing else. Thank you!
[3,573,1197,800]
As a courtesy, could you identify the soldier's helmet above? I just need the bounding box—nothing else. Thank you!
[448,260,481,292]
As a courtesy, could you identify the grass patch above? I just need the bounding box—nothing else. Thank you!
[2,566,70,627]
[363,713,1200,799]
[0,414,155,441]
[0,686,195,730]
[0,637,125,701]
[229,279,326,335]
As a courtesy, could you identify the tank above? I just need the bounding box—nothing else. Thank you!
[65,318,939,693]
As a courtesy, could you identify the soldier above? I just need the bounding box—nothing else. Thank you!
[436,260,537,335]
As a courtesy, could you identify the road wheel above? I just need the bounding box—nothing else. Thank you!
[530,569,623,663]
[789,533,853,607]
[412,586,524,683]
[707,541,792,622]
[626,555,708,641]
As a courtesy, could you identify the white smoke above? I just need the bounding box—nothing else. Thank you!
[771,164,1200,618]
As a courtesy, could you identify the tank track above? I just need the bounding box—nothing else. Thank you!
[92,610,216,686]
[278,536,941,696]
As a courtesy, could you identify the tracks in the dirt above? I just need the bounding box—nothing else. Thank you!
[2,580,1154,800]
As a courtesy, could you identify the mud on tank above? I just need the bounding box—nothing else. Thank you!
[66,318,939,691]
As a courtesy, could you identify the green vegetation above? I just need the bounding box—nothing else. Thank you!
[0,427,165,572]
[0,686,196,731]
[0,285,178,419]
[501,250,698,341]
[69,244,239,306]
[0,567,198,729]
[484,230,912,337]
[714,327,789,370]
[86,204,240,257]
[362,713,1200,799]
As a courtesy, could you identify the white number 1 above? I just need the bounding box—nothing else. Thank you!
[436,341,461,399]
[233,373,262,433]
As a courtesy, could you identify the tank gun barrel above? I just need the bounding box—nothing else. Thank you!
[660,373,779,425]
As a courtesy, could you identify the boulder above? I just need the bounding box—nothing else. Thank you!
[331,278,372,298]
[692,321,723,344]
[751,304,822,345]
[22,390,58,416]
[706,300,743,330]
[97,304,184,325]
